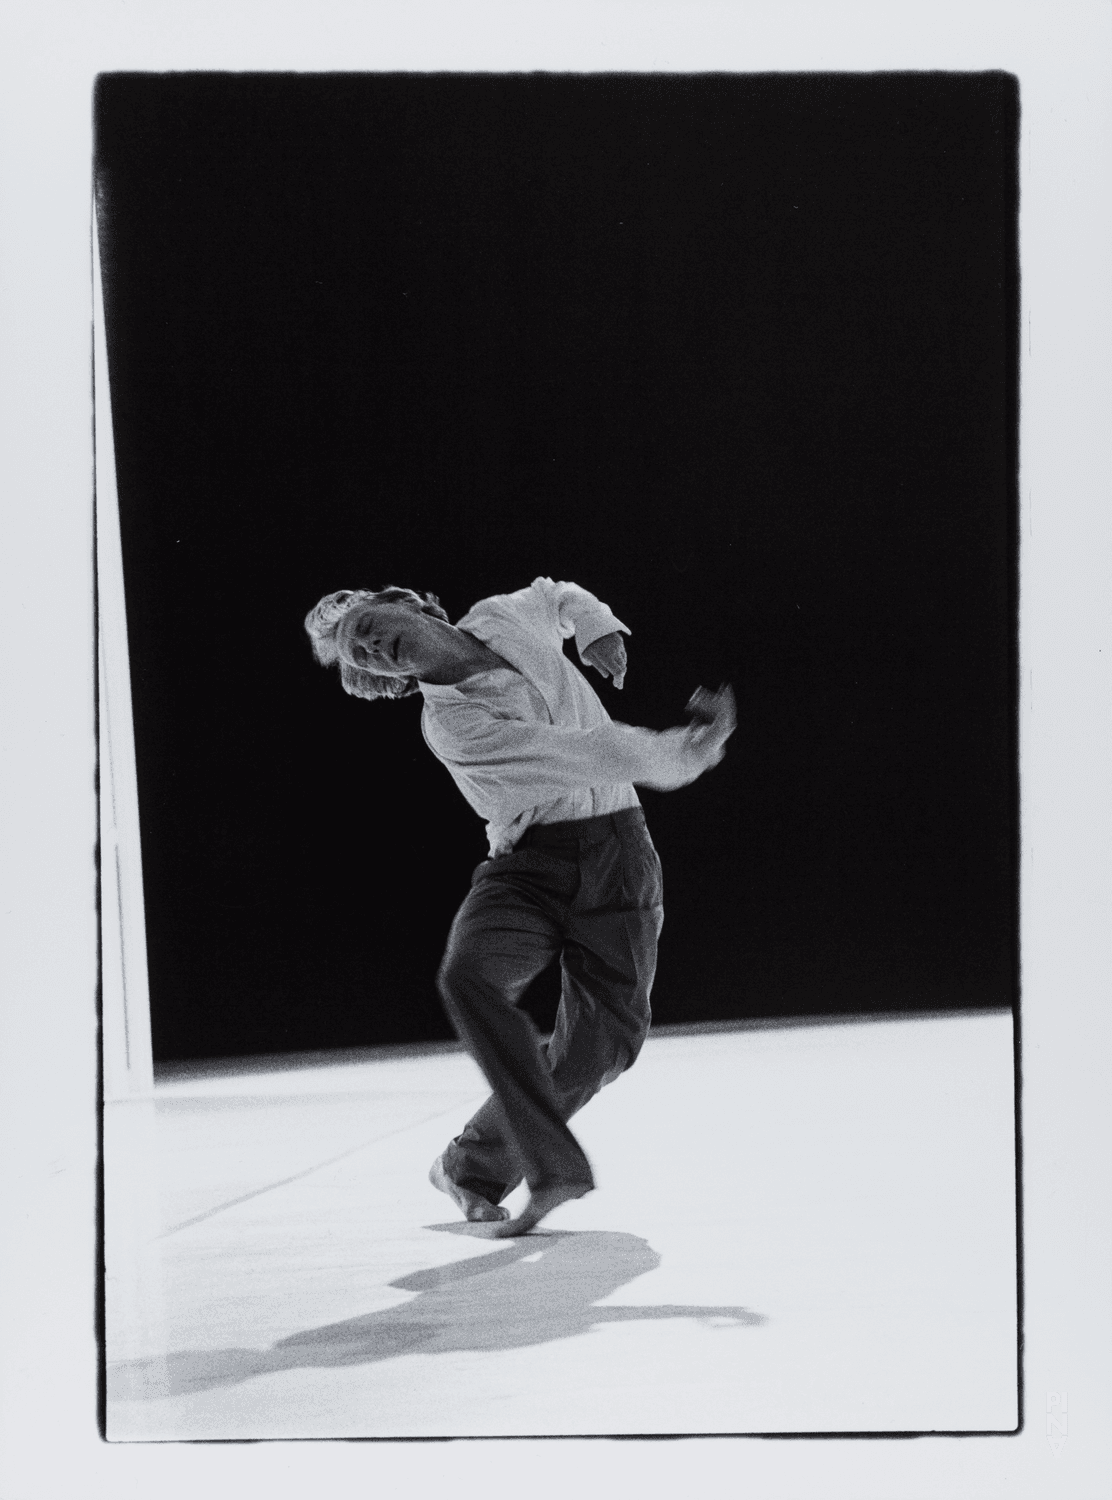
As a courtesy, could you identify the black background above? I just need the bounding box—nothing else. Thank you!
[95,72,1018,1063]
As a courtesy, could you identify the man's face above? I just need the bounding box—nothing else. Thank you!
[337,601,446,680]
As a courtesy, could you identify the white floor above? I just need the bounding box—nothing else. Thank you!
[105,1011,1018,1440]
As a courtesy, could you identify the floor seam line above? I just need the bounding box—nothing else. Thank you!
[157,1095,488,1238]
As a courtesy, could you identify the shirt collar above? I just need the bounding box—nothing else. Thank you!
[419,666,517,700]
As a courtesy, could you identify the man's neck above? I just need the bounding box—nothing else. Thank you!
[422,629,509,686]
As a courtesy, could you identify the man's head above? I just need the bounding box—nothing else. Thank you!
[304,586,450,700]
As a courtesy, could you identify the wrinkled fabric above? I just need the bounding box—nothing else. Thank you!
[438,808,663,1199]
[420,576,702,855]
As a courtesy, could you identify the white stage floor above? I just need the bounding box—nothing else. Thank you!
[105,1010,1018,1440]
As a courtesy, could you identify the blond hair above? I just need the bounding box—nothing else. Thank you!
[304,586,449,700]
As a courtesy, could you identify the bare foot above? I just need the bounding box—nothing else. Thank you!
[480,1179,593,1239]
[428,1154,509,1223]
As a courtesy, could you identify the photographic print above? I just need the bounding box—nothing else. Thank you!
[94,71,1019,1440]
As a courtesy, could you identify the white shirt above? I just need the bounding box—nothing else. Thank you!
[419,577,704,855]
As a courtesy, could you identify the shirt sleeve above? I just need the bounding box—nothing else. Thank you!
[531,576,631,658]
[422,698,703,822]
[460,577,631,664]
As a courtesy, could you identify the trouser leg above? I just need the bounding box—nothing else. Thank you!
[442,910,659,1204]
[544,807,662,1117]
[545,904,662,1117]
[441,810,663,1204]
[436,858,593,1196]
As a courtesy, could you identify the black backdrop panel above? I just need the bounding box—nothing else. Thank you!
[94,73,1018,1062]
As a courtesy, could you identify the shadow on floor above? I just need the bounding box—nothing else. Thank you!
[109,1229,765,1401]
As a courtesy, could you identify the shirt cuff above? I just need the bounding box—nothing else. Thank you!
[574,609,631,656]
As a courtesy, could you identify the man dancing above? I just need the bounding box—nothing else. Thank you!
[304,576,735,1237]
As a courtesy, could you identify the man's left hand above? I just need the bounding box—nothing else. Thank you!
[581,631,627,689]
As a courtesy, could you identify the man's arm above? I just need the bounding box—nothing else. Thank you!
[521,577,631,658]
[467,578,631,684]
[541,578,631,688]
[423,687,736,816]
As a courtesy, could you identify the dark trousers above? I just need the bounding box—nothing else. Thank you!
[437,806,664,1202]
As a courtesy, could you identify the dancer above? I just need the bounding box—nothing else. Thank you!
[304,577,735,1236]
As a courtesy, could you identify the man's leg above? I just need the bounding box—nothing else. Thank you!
[445,811,663,1207]
[528,812,663,1183]
[438,1093,521,1209]
[475,811,663,1236]
[547,902,661,1114]
[436,849,594,1206]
